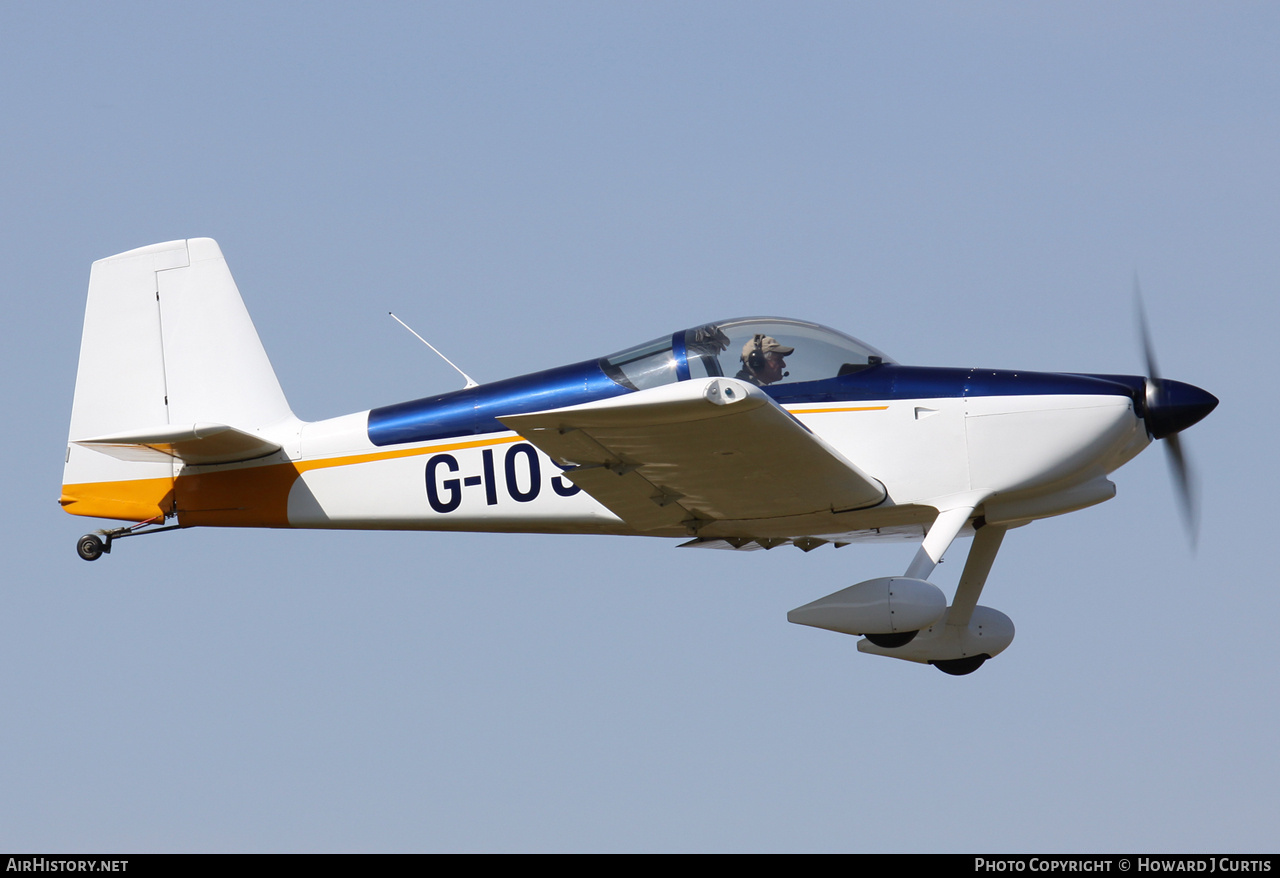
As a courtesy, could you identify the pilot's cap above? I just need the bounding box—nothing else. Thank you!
[742,335,795,359]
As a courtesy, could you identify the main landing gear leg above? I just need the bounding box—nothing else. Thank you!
[76,517,184,561]
[904,504,976,581]
[930,519,1007,676]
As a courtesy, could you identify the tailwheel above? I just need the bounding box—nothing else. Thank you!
[73,518,183,560]
[76,534,106,561]
[931,654,989,676]
[864,630,918,649]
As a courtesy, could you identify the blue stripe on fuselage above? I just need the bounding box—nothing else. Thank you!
[367,359,630,447]
[366,362,1140,447]
[764,365,1141,406]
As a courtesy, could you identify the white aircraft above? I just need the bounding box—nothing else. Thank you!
[61,238,1217,674]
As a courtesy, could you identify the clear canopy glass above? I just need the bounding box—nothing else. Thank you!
[600,317,894,392]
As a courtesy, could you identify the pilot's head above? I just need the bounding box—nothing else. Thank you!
[742,334,794,385]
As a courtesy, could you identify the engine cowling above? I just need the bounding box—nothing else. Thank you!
[787,577,947,636]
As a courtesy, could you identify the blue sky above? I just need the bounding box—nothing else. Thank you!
[2,2,1276,852]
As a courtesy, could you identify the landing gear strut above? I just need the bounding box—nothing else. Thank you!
[849,507,1016,674]
[926,518,1006,675]
[75,517,183,561]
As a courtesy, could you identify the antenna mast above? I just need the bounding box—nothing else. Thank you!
[389,312,479,389]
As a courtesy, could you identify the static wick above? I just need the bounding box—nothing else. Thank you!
[389,312,479,389]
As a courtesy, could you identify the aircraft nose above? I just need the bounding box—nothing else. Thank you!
[1145,379,1218,439]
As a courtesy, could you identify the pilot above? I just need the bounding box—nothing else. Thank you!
[736,334,794,386]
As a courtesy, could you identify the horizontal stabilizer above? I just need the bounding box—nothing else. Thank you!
[74,423,281,466]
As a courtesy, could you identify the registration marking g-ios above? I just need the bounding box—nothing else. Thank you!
[425,442,580,513]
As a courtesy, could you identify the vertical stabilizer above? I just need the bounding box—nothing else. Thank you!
[62,238,296,521]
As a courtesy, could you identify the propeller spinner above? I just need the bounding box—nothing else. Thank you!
[1134,282,1219,544]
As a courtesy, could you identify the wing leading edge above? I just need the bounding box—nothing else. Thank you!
[500,377,886,535]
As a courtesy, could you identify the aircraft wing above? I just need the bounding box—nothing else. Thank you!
[500,377,886,533]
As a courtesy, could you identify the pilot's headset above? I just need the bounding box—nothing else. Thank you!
[747,334,789,379]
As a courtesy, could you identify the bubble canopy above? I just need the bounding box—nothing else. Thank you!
[599,317,896,391]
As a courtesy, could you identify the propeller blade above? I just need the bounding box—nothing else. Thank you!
[1134,276,1162,389]
[1164,432,1199,548]
[1133,274,1213,549]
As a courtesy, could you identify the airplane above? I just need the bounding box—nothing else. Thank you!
[60,238,1218,675]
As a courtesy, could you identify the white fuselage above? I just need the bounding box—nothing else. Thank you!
[194,388,1146,539]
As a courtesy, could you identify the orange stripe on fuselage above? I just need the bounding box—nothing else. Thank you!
[293,433,520,475]
[784,405,889,414]
[60,477,175,523]
[172,433,524,528]
[174,461,300,528]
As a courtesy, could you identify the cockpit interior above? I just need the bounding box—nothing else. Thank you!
[599,317,895,391]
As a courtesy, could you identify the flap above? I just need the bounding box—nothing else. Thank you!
[73,422,282,466]
[500,378,885,533]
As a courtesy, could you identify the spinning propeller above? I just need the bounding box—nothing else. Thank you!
[1134,279,1218,546]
